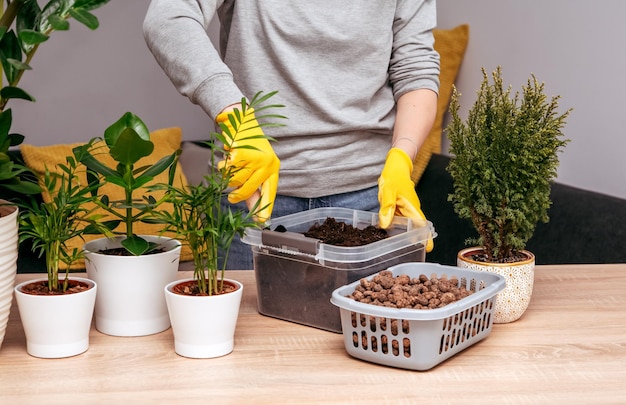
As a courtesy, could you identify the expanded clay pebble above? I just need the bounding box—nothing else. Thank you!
[347,270,474,309]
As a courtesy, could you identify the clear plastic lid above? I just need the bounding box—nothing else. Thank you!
[242,207,436,264]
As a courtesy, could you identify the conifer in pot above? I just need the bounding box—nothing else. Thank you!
[446,66,570,263]
[445,66,570,323]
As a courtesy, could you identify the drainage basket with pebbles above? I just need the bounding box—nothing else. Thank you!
[331,262,506,371]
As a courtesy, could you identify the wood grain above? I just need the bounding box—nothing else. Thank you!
[1,265,625,404]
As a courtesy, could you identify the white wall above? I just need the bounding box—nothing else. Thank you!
[11,0,215,144]
[437,0,626,199]
[9,0,626,199]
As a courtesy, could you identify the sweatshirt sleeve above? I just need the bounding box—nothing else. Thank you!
[143,0,244,120]
[389,0,441,100]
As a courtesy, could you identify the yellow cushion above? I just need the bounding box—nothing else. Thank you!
[21,127,193,269]
[412,24,470,182]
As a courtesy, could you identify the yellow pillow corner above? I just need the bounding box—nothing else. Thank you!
[20,127,193,269]
[412,24,470,183]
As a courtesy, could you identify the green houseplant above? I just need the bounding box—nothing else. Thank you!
[14,144,104,358]
[0,0,109,352]
[76,111,183,337]
[18,140,104,291]
[77,111,181,255]
[446,66,570,323]
[158,91,285,358]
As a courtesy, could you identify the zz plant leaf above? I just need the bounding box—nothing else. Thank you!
[77,112,181,256]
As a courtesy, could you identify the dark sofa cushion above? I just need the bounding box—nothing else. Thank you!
[417,154,626,265]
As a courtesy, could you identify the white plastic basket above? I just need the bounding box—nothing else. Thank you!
[331,262,506,371]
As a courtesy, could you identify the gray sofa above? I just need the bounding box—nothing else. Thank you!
[7,144,626,273]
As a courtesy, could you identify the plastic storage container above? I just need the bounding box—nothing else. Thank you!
[242,207,436,333]
[331,262,506,370]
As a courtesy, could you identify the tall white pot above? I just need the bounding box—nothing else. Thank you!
[165,278,243,358]
[14,277,97,358]
[457,247,535,323]
[84,236,181,337]
[0,201,18,351]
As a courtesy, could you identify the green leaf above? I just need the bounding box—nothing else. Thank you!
[140,152,177,180]
[104,111,150,146]
[16,0,41,38]
[0,178,41,194]
[48,15,70,31]
[6,58,32,71]
[38,0,71,33]
[68,9,99,30]
[83,220,120,234]
[18,29,50,46]
[73,0,112,12]
[8,133,26,147]
[0,30,23,82]
[121,235,150,256]
[108,129,154,166]
[75,145,120,178]
[0,110,12,140]
[0,86,36,102]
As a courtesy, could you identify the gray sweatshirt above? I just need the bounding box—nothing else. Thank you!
[143,0,440,198]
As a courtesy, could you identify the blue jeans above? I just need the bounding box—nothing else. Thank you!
[220,185,380,270]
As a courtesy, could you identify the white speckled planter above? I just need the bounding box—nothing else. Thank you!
[457,247,535,324]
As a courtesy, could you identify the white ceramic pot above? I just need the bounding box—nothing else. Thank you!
[165,278,243,358]
[14,277,97,358]
[84,236,181,337]
[457,247,535,323]
[0,201,18,350]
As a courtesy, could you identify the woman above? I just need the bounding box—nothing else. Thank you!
[143,0,440,269]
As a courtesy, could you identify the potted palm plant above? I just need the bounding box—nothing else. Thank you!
[0,0,109,351]
[77,111,182,337]
[14,143,106,358]
[445,66,570,323]
[155,91,285,358]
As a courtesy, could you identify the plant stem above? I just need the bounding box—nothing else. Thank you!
[0,0,24,41]
[46,240,61,291]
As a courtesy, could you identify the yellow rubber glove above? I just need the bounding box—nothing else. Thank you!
[216,107,280,223]
[378,147,434,252]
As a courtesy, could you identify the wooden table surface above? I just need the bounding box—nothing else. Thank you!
[1,264,625,404]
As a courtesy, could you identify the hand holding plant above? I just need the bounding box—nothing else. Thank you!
[153,91,285,295]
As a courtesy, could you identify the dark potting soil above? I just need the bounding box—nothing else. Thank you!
[19,279,92,295]
[302,217,389,247]
[171,279,239,296]
[97,247,167,256]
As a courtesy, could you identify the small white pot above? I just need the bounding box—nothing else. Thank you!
[14,277,97,358]
[0,201,18,350]
[84,236,181,337]
[165,278,243,358]
[457,247,535,323]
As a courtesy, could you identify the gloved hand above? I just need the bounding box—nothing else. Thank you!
[216,107,280,223]
[378,147,434,252]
